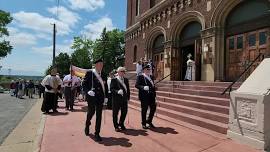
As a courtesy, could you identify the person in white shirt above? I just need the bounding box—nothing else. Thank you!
[41,68,62,113]
[63,70,80,111]
[136,60,143,76]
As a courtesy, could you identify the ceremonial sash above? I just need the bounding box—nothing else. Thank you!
[92,69,105,93]
[116,76,127,92]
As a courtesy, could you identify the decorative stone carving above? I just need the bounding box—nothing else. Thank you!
[236,97,257,124]
[188,0,192,6]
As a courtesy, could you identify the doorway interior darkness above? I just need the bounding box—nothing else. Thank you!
[181,45,195,80]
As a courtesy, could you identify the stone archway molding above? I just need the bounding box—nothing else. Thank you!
[170,11,205,47]
[145,26,167,58]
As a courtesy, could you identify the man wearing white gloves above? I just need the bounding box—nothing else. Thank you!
[83,58,108,142]
[110,67,130,132]
[135,64,157,129]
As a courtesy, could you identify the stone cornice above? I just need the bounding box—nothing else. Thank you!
[125,0,201,42]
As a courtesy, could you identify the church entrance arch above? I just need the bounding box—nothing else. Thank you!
[225,0,270,81]
[179,21,202,81]
[152,34,165,80]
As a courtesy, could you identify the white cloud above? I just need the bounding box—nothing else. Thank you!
[7,27,37,47]
[32,43,73,55]
[81,16,115,40]
[13,11,71,36]
[68,0,105,11]
[47,6,80,27]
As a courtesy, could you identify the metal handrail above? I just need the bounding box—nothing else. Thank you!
[221,53,263,95]
[154,72,174,85]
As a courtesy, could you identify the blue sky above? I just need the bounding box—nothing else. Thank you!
[0,0,127,76]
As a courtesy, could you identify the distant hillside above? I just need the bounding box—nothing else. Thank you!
[0,75,44,81]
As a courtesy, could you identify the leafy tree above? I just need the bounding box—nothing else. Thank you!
[55,53,70,77]
[92,28,125,75]
[44,53,70,77]
[71,37,93,69]
[0,10,13,58]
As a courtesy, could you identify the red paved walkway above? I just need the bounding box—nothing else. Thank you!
[40,100,261,152]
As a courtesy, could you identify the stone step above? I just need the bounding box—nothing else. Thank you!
[129,80,241,87]
[130,89,230,107]
[128,104,227,139]
[130,87,229,99]
[129,100,228,134]
[130,95,228,123]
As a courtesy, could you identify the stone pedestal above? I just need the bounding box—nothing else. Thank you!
[227,58,270,151]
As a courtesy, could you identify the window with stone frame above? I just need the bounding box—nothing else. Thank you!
[133,45,137,62]
[136,0,139,16]
[150,0,155,8]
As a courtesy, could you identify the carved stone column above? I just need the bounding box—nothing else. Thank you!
[163,40,173,80]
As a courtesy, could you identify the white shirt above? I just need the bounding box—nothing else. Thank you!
[42,75,62,93]
[63,74,80,87]
[136,63,142,75]
[107,77,112,93]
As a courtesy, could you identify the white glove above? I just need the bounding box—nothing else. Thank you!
[87,90,95,96]
[118,89,124,96]
[143,86,149,91]
[104,98,108,104]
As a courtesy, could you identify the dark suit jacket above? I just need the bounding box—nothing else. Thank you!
[83,70,108,103]
[110,77,130,102]
[135,75,156,101]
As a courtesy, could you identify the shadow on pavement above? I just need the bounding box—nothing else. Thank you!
[89,135,132,147]
[149,127,178,134]
[49,111,69,116]
[121,128,148,136]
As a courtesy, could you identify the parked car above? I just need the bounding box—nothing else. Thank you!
[0,86,5,93]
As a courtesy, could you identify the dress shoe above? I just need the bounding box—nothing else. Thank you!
[142,125,148,129]
[147,122,156,128]
[115,128,121,132]
[84,126,89,136]
[120,125,126,130]
[94,134,102,142]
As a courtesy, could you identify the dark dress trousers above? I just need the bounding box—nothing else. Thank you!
[83,70,107,135]
[135,74,157,126]
[110,77,130,129]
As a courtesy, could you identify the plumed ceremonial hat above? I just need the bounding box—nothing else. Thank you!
[142,64,151,70]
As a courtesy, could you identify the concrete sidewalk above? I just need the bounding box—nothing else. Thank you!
[0,99,45,152]
[39,101,261,152]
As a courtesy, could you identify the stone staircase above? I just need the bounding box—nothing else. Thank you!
[128,80,240,136]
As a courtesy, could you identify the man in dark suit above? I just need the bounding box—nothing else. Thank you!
[83,59,108,142]
[110,67,130,132]
[135,64,157,129]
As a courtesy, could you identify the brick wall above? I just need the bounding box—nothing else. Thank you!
[125,0,222,71]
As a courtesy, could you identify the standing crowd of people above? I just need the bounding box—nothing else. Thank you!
[9,79,43,99]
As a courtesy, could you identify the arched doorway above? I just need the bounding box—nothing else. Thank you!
[225,0,270,81]
[152,34,165,80]
[179,21,202,81]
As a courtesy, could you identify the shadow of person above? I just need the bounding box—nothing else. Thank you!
[81,106,88,112]
[121,128,148,136]
[70,108,87,113]
[49,111,69,116]
[149,127,178,134]
[89,135,132,147]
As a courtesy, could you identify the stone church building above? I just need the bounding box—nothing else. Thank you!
[124,0,270,81]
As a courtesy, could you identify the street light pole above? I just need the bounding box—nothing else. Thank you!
[53,23,56,66]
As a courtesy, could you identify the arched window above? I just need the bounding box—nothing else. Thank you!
[152,34,165,53]
[133,46,137,62]
[225,0,270,35]
[136,0,140,16]
[150,0,155,8]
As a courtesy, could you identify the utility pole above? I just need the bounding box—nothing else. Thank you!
[52,23,56,66]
